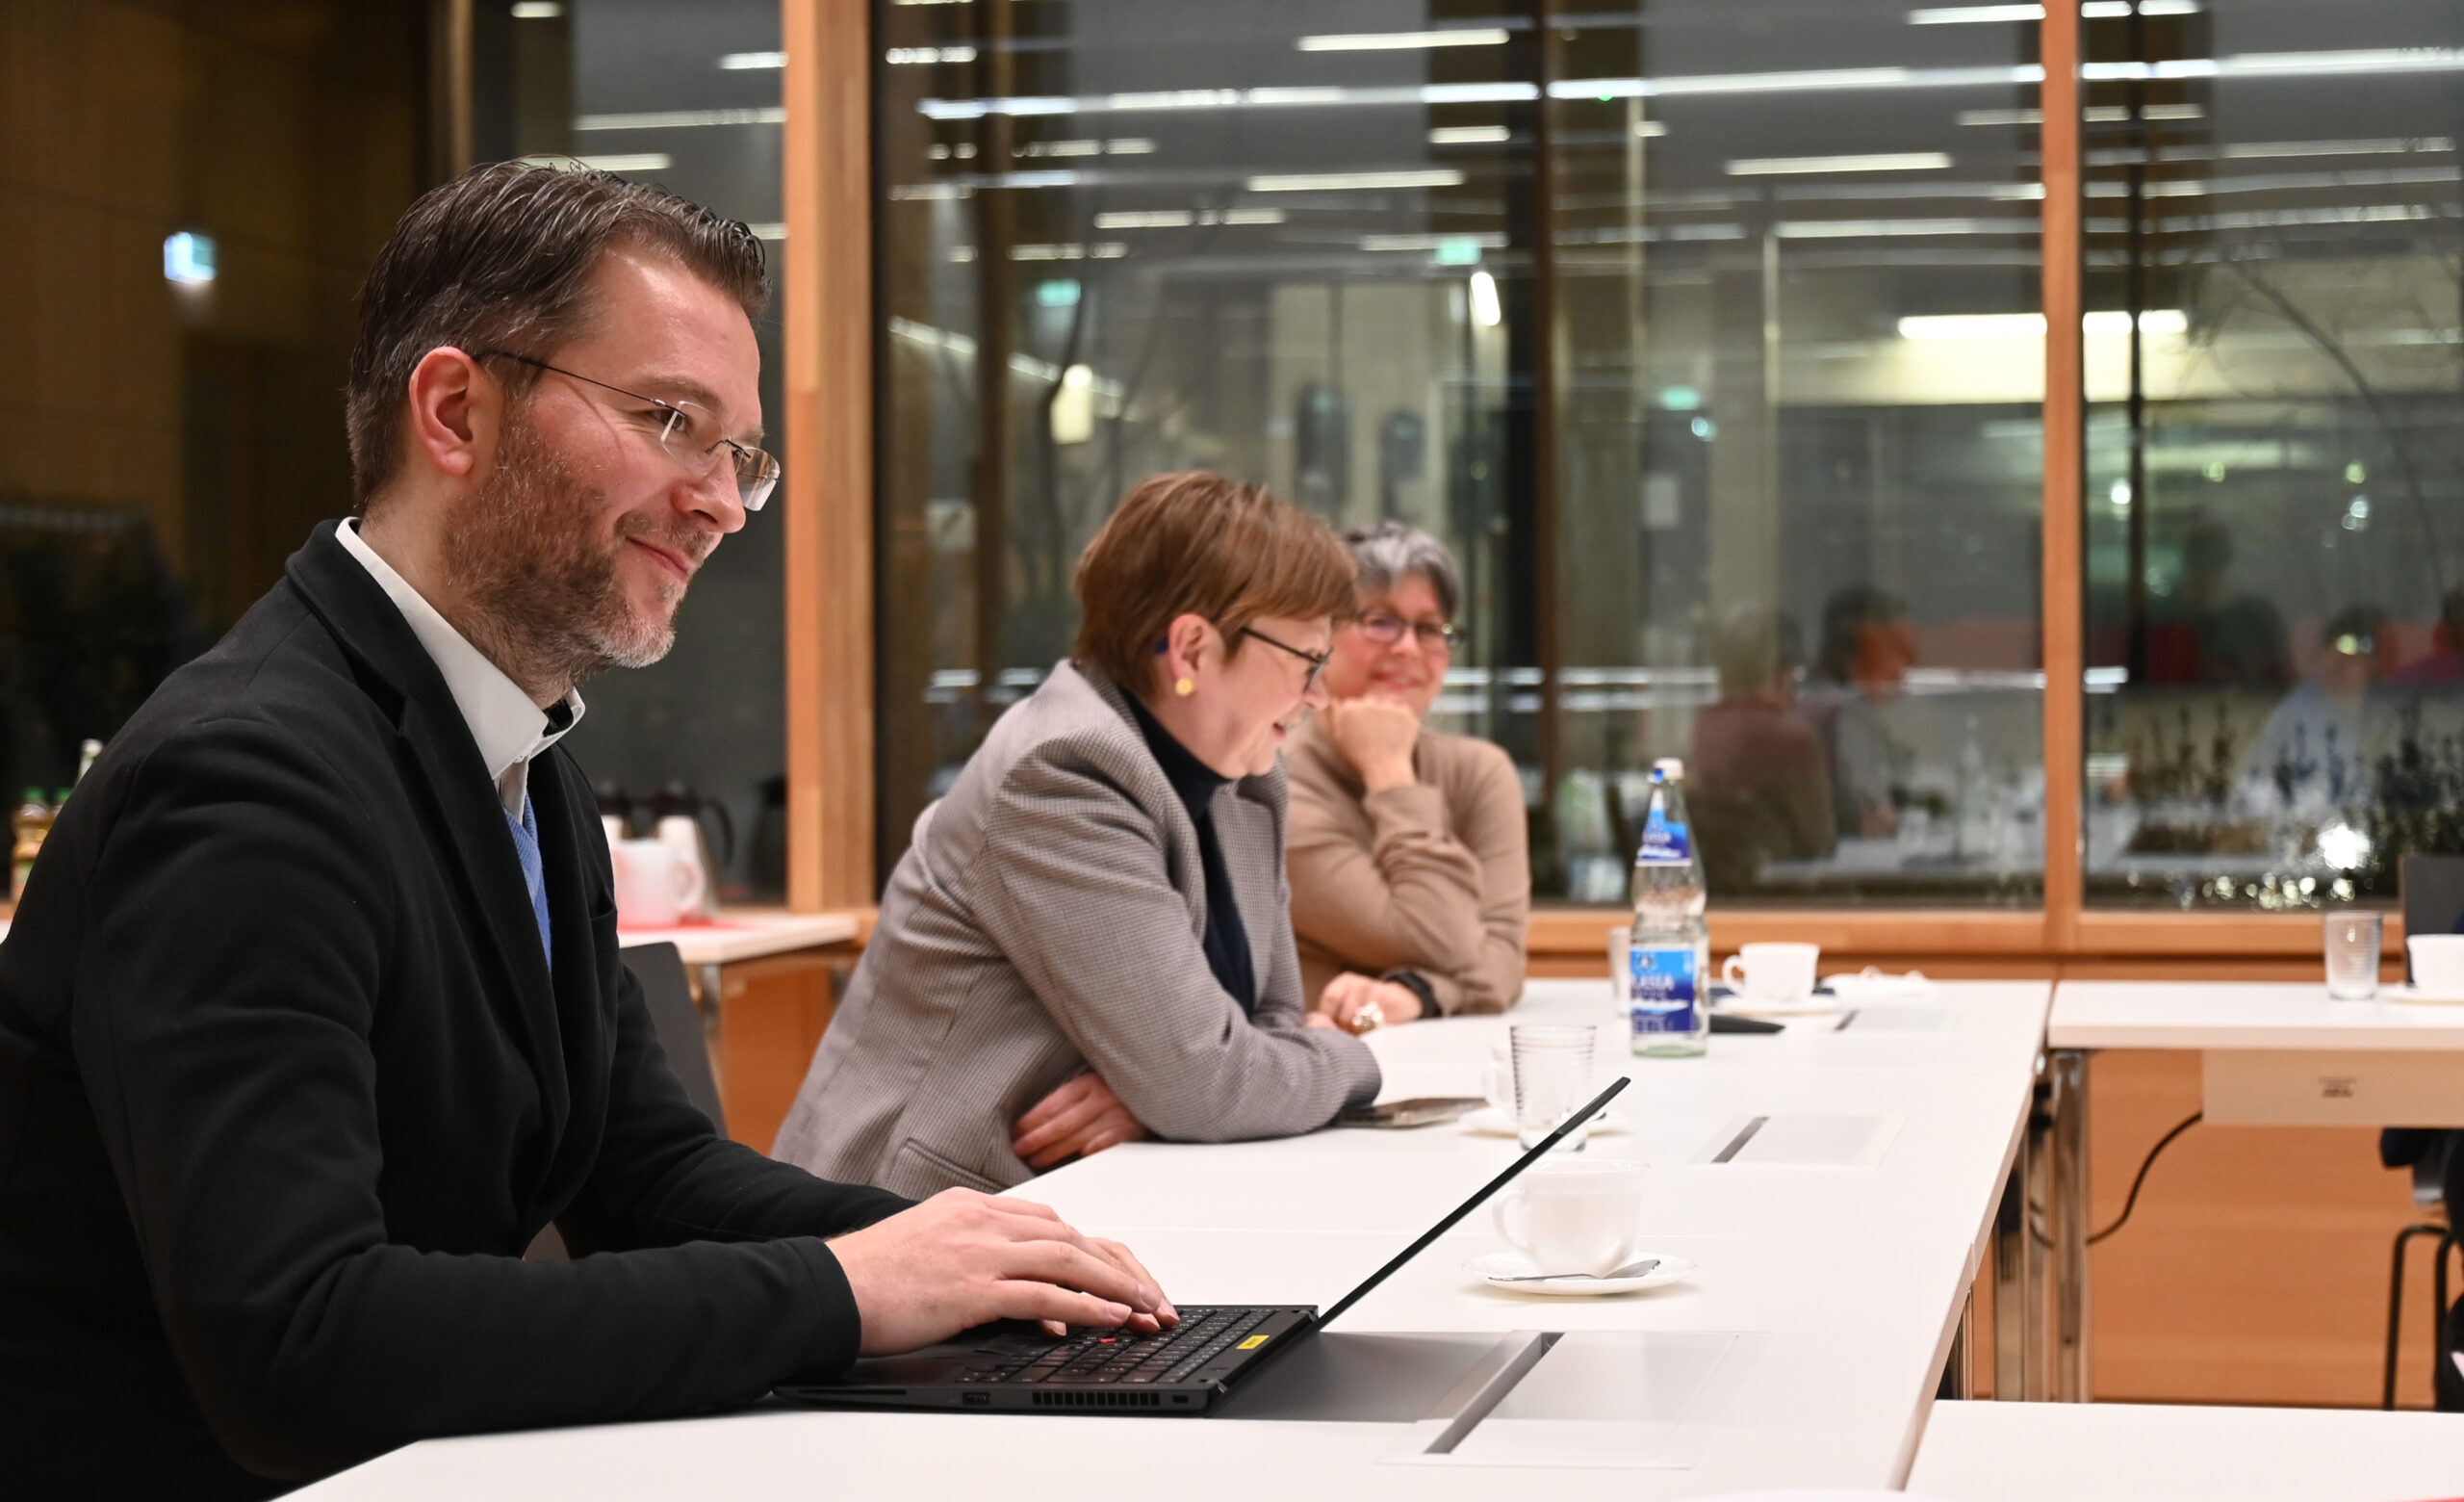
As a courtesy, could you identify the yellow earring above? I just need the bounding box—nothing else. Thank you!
[1174,676,1195,697]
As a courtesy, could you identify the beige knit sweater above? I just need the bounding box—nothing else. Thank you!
[1283,712,1530,1016]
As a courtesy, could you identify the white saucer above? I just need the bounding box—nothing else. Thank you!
[1461,1105,1628,1138]
[2390,984,2464,1006]
[1465,1251,1694,1296]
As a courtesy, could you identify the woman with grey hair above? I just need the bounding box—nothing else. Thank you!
[1285,521,1529,1029]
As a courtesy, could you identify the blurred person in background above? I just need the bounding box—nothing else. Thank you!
[1688,603,1835,892]
[2238,605,2395,816]
[2148,512,2292,690]
[1285,522,1528,1028]
[775,473,1380,1197]
[1802,585,1917,839]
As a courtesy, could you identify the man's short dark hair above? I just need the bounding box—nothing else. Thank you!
[346,161,770,507]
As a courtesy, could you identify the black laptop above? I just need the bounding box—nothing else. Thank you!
[775,1076,1630,1415]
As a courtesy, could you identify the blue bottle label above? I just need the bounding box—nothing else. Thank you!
[1628,942,1699,1033]
[1637,805,1690,866]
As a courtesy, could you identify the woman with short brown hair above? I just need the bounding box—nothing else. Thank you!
[775,472,1382,1197]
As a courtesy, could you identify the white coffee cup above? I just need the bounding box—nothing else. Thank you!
[612,838,706,928]
[1492,1157,1647,1276]
[2410,934,2464,993]
[1722,942,1821,1004]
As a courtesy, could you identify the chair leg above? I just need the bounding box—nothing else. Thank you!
[2390,1224,2449,1409]
[2439,1233,2460,1409]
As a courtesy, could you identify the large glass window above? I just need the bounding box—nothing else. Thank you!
[2082,0,2464,909]
[488,0,793,901]
[874,0,2047,906]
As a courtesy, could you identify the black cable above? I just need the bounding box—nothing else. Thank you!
[2023,1110,2203,1247]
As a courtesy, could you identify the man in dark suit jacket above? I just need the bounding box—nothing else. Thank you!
[0,164,1170,1497]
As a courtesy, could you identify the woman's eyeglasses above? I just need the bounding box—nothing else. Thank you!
[1236,625,1332,692]
[1357,610,1464,655]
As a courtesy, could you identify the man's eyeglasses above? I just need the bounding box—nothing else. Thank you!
[1236,625,1332,692]
[1357,610,1465,655]
[476,350,781,511]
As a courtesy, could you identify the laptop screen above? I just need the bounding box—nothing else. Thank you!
[1310,1075,1630,1330]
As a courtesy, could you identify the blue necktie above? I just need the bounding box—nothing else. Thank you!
[503,795,552,972]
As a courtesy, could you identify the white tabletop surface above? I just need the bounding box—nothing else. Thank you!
[295,977,2051,1501]
[1910,1399,2464,1502]
[614,909,857,966]
[2049,980,2464,1051]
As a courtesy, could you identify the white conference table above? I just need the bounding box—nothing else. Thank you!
[1910,1398,2464,1502]
[2042,980,2464,1403]
[297,977,2050,1501]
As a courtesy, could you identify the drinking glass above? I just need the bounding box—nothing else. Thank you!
[1510,1023,1600,1151]
[2324,910,2383,1001]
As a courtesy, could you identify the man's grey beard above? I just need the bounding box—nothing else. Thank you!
[441,411,698,701]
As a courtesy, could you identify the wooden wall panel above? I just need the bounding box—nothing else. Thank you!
[782,0,876,911]
[710,950,841,1155]
[2040,0,2085,948]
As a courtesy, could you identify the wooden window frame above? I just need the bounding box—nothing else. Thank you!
[779,0,2362,967]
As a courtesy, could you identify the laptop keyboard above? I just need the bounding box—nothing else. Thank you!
[959,1307,1279,1386]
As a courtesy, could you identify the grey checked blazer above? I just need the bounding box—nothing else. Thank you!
[772,661,1382,1198]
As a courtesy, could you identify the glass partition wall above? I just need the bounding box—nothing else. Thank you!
[2081,0,2464,909]
[873,0,2051,906]
[484,0,794,901]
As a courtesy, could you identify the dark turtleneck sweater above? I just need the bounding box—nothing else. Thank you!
[1123,693,1257,1015]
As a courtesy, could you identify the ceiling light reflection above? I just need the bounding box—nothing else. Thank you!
[1298,30,1508,51]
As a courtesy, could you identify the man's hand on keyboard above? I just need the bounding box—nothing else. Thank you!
[830,1189,1179,1355]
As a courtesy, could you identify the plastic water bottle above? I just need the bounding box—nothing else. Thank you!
[1628,758,1709,1058]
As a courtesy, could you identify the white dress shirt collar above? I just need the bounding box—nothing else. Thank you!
[337,519,584,816]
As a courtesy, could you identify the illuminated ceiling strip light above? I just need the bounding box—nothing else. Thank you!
[1912,1,2197,21]
[1730,152,1952,174]
[1298,29,1509,51]
[1776,217,2029,237]
[1431,124,1512,144]
[1010,243,1129,260]
[718,51,786,69]
[1361,232,1509,250]
[2164,203,2439,232]
[2086,165,2461,196]
[886,46,978,64]
[1959,104,2205,124]
[748,222,786,240]
[523,152,672,172]
[1091,207,1290,229]
[2221,137,2452,158]
[2086,49,2464,81]
[1910,4,2041,22]
[1895,310,2187,338]
[510,1,562,17]
[577,107,784,130]
[1245,168,1465,192]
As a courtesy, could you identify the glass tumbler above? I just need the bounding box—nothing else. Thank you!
[2324,910,2383,1000]
[1510,1023,1600,1151]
